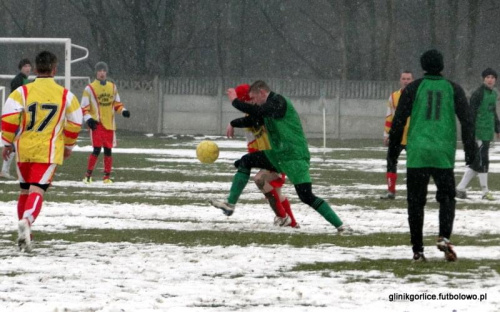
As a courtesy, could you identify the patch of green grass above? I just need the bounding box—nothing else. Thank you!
[291,258,500,282]
[2,133,498,208]
[2,229,500,248]
[0,271,23,277]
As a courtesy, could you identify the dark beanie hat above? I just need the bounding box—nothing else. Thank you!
[481,68,497,79]
[420,49,444,74]
[95,61,108,72]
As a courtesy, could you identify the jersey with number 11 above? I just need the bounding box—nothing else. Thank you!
[407,76,457,168]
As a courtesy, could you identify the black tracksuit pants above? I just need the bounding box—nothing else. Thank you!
[406,167,456,253]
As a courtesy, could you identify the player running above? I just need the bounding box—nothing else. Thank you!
[1,51,82,252]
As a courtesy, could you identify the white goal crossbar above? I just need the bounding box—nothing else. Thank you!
[0,37,89,91]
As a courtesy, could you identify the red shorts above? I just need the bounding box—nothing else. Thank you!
[91,123,116,148]
[17,163,57,185]
[269,173,286,188]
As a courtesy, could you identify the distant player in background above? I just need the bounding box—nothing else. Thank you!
[1,51,82,252]
[456,68,500,200]
[82,62,130,184]
[10,58,32,93]
[211,80,349,233]
[388,49,476,262]
[226,84,299,228]
[0,58,32,179]
[380,70,413,199]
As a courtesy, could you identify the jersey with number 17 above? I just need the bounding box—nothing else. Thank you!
[1,78,82,165]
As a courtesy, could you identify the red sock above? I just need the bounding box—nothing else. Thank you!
[282,198,297,227]
[23,193,43,226]
[87,154,99,175]
[387,172,397,194]
[17,193,29,220]
[104,156,113,178]
[269,189,286,218]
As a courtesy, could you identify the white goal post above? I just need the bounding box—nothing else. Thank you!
[0,86,5,109]
[0,37,89,91]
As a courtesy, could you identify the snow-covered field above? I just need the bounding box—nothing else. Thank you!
[0,138,499,312]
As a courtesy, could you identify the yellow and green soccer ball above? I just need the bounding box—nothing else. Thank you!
[196,140,219,164]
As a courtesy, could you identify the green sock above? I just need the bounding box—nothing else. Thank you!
[315,199,343,228]
[227,169,250,205]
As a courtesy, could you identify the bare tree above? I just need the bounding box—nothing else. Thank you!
[465,0,481,81]
[381,0,394,80]
[446,0,460,78]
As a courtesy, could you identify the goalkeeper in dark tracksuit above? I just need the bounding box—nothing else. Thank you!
[211,80,349,233]
[388,50,476,262]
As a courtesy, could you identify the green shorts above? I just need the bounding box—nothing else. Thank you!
[264,150,311,185]
[279,159,311,185]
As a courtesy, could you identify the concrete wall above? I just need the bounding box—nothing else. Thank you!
[0,77,391,139]
[115,88,159,133]
[5,77,497,140]
[160,94,386,139]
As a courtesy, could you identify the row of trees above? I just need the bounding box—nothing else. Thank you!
[0,0,499,85]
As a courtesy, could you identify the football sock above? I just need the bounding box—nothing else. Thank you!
[456,167,477,191]
[281,198,297,226]
[17,193,28,220]
[2,152,15,173]
[22,193,43,226]
[265,189,286,218]
[314,199,343,228]
[227,169,250,205]
[387,172,397,193]
[86,154,98,176]
[478,173,489,194]
[104,156,113,179]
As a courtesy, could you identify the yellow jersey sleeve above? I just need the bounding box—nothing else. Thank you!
[1,86,25,145]
[63,92,83,148]
[81,80,125,130]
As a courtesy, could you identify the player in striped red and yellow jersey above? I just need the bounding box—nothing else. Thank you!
[381,71,413,199]
[224,84,299,228]
[1,51,82,252]
[81,62,130,184]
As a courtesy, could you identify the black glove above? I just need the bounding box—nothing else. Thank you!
[86,118,98,130]
[122,110,130,118]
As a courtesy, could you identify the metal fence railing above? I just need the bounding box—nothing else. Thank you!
[158,77,401,99]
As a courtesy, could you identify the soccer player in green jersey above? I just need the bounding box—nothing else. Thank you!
[211,80,349,233]
[388,50,476,262]
[456,68,500,200]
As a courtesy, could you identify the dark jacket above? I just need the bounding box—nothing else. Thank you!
[10,72,29,93]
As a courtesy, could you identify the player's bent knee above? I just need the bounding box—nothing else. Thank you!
[92,147,102,156]
[297,191,316,206]
[32,183,50,192]
[238,154,253,170]
[103,148,112,157]
[254,176,265,190]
